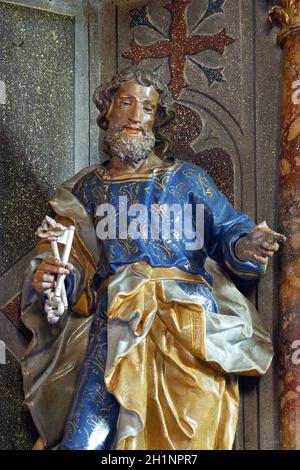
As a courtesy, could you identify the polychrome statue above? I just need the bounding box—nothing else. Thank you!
[21,66,285,450]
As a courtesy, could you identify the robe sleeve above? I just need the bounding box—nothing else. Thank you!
[22,172,97,315]
[194,169,266,279]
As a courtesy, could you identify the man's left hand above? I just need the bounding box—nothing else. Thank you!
[234,221,286,265]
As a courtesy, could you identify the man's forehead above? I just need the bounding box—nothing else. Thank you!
[115,80,159,103]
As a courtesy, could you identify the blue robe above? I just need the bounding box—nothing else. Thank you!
[58,159,265,450]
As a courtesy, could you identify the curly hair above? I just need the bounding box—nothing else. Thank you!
[93,66,175,157]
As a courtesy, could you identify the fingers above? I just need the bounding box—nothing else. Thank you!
[39,256,72,275]
[40,281,54,290]
[32,257,75,295]
[66,262,75,271]
[43,256,68,267]
[251,241,280,264]
[236,222,285,267]
[43,257,75,271]
[257,242,280,258]
[241,248,268,265]
[34,272,55,283]
[32,276,54,295]
[40,264,70,275]
[257,249,273,258]
[260,230,286,244]
[254,222,286,244]
[273,232,287,243]
[252,253,268,265]
[262,242,279,252]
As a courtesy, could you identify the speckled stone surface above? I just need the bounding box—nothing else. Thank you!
[0,2,74,275]
[164,103,234,202]
[0,350,37,450]
[2,292,32,341]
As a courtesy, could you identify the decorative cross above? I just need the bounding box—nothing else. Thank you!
[122,0,234,99]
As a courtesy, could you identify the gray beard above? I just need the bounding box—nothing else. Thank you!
[104,126,156,164]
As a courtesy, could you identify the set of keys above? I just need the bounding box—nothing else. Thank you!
[36,216,75,324]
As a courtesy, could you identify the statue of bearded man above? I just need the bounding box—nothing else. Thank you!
[21,66,285,450]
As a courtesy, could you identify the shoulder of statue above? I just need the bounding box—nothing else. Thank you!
[60,164,101,193]
[174,159,205,178]
[50,167,99,226]
[175,160,217,199]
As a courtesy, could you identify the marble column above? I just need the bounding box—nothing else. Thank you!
[269,0,300,450]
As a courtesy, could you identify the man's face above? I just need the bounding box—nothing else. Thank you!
[104,80,159,164]
[106,80,159,135]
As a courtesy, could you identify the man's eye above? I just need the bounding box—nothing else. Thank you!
[121,101,131,106]
[144,107,152,113]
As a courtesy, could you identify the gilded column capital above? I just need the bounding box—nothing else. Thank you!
[268,0,300,47]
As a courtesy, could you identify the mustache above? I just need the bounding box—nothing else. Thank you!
[111,123,147,136]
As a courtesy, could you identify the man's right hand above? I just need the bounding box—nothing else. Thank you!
[32,255,74,296]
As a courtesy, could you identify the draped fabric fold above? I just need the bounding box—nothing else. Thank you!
[21,169,99,449]
[102,261,273,450]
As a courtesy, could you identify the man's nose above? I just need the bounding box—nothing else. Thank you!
[129,103,143,123]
